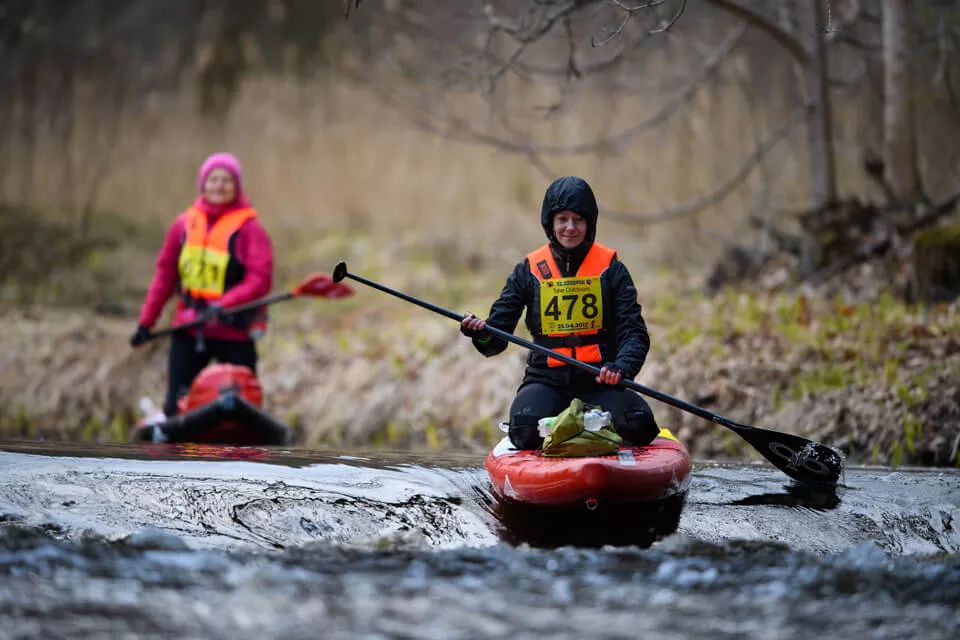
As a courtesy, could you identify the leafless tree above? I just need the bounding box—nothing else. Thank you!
[882,0,921,206]
[345,2,833,220]
[346,0,960,287]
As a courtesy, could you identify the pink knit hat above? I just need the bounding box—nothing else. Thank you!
[198,152,243,194]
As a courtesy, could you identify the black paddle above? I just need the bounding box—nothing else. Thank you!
[332,260,845,485]
[142,273,355,346]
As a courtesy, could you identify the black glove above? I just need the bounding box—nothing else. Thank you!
[201,302,224,324]
[130,325,151,348]
[601,362,624,376]
[460,323,490,340]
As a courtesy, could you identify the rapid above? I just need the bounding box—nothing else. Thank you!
[1,441,957,639]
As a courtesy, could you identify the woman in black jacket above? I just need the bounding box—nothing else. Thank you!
[461,176,660,450]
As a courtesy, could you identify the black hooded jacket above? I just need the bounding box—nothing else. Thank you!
[471,176,651,387]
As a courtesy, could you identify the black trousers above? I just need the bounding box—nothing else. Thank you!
[163,333,259,417]
[508,381,660,450]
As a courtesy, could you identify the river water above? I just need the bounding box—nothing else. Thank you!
[0,441,958,639]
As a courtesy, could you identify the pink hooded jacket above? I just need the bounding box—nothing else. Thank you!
[137,152,274,341]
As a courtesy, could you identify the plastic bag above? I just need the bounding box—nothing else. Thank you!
[540,398,623,457]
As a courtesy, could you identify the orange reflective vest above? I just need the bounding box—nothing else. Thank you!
[527,242,617,368]
[177,206,257,302]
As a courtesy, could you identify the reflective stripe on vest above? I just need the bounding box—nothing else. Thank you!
[526,242,617,368]
[178,206,257,300]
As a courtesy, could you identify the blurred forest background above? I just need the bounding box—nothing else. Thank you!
[4,0,960,299]
[2,0,959,465]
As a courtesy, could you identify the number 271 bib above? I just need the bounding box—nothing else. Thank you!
[179,245,230,295]
[539,277,603,335]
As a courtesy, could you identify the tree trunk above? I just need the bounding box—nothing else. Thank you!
[805,0,837,211]
[882,0,922,205]
[18,64,38,203]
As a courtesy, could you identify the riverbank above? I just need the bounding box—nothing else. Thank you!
[2,264,957,468]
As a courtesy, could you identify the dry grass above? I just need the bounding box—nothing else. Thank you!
[3,275,959,468]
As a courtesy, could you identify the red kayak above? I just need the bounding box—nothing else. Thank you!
[131,363,291,446]
[485,428,692,509]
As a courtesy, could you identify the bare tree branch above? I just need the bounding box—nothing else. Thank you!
[606,0,671,10]
[601,103,808,224]
[593,0,684,45]
[593,4,639,47]
[477,2,584,96]
[705,0,810,65]
[398,23,745,157]
[343,0,363,18]
[483,1,579,44]
[475,21,662,84]
[650,0,688,35]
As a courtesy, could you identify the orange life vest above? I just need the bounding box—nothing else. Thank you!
[527,242,617,368]
[178,206,257,301]
[177,206,266,335]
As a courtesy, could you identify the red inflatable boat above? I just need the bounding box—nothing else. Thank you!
[485,428,692,509]
[131,363,291,446]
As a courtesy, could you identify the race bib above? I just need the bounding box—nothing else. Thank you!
[178,246,230,295]
[539,277,603,335]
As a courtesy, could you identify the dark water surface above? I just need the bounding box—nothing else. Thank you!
[1,440,958,639]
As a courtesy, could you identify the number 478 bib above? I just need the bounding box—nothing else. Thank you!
[539,277,603,335]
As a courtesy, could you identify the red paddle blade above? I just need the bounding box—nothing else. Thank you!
[293,273,354,298]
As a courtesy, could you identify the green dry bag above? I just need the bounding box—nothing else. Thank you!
[541,397,623,458]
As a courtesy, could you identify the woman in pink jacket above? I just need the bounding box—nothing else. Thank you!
[130,152,274,417]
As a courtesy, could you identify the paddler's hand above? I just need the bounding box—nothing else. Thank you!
[596,362,623,386]
[460,312,490,340]
[129,325,151,349]
[201,302,225,324]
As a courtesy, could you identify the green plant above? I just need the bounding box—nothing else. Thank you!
[903,412,923,456]
[891,441,904,467]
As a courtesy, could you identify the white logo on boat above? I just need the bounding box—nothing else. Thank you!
[768,442,834,476]
[503,474,520,499]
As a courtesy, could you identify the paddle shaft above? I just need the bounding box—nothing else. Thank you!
[145,291,294,342]
[339,269,745,431]
[336,262,844,484]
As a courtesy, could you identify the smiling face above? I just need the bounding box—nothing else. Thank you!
[202,167,237,205]
[552,210,588,249]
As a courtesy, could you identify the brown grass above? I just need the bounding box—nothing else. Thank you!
[4,277,959,468]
